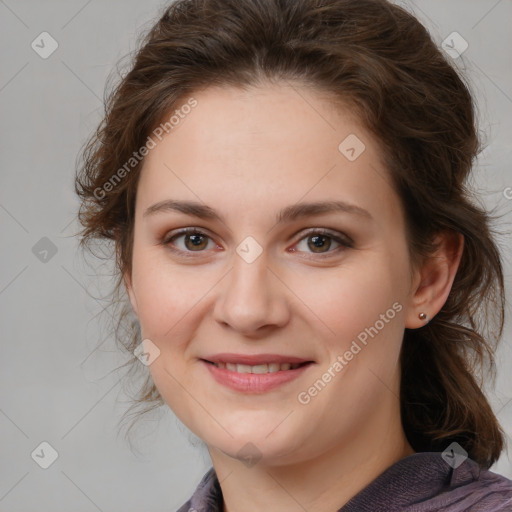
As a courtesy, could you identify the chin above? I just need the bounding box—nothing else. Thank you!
[201,420,310,467]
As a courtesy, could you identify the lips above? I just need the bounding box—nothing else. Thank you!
[201,353,315,393]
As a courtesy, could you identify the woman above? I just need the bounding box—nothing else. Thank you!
[75,0,512,510]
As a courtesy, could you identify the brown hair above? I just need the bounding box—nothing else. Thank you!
[75,0,506,467]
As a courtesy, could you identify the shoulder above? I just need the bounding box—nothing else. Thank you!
[402,452,512,511]
[340,452,512,512]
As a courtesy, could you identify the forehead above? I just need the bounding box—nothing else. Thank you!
[149,82,369,169]
[136,82,401,230]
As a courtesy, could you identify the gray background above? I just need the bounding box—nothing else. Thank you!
[1,0,511,510]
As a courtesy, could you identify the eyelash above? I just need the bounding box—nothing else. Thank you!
[161,227,353,259]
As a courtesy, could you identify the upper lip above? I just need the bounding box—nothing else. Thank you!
[202,353,314,365]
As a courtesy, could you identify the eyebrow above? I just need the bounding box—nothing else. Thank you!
[143,199,372,224]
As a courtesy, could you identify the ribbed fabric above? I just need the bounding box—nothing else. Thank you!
[177,452,512,511]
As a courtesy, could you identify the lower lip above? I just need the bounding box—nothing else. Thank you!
[202,361,313,393]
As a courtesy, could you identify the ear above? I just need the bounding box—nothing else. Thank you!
[123,271,139,318]
[405,230,464,329]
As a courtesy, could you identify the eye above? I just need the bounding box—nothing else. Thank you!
[291,229,353,257]
[162,228,217,255]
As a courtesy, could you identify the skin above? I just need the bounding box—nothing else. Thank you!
[125,81,463,512]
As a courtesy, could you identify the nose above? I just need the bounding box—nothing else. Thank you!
[212,250,290,337]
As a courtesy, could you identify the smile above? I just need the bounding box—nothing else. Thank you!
[201,357,314,393]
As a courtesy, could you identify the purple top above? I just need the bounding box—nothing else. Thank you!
[176,452,512,511]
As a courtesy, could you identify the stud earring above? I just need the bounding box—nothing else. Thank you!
[419,312,428,322]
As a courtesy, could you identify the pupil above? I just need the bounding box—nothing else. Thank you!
[188,234,206,249]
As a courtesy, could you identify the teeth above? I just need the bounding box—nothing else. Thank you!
[212,362,303,373]
[251,364,268,374]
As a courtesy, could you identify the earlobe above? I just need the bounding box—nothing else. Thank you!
[405,231,464,329]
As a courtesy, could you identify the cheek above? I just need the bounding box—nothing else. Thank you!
[130,246,197,339]
[289,259,403,347]
[130,255,201,417]
[290,262,406,433]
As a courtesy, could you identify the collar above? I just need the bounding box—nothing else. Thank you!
[179,452,511,512]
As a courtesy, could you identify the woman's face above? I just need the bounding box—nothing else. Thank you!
[126,82,418,466]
